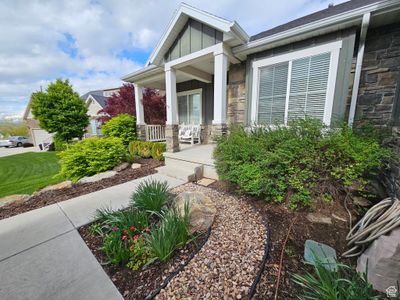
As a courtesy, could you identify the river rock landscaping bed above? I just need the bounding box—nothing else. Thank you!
[208,181,352,299]
[0,158,162,220]
[156,183,267,300]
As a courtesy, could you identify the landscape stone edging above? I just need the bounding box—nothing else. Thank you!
[144,227,212,300]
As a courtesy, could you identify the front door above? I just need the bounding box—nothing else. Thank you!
[177,89,202,125]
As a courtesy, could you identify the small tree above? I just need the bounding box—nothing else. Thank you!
[98,83,166,124]
[102,114,136,145]
[31,79,89,142]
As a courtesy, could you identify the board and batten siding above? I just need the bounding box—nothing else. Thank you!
[164,19,223,62]
[244,28,357,126]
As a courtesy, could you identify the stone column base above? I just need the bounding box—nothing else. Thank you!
[211,123,228,142]
[166,124,180,152]
[136,124,146,141]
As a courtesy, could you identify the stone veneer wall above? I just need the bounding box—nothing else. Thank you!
[352,22,400,128]
[227,62,246,125]
[349,22,400,196]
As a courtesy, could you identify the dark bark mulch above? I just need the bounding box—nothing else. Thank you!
[0,158,163,220]
[208,181,353,300]
[79,224,208,300]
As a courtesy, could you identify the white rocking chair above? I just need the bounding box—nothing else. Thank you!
[179,124,201,145]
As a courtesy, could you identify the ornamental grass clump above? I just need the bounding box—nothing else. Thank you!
[292,260,379,300]
[214,118,391,209]
[146,205,190,262]
[131,179,171,215]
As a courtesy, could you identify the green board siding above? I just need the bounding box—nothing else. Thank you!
[165,19,223,62]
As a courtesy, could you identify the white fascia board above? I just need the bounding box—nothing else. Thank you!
[121,65,162,82]
[234,0,400,57]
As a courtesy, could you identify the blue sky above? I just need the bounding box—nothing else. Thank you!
[0,0,347,119]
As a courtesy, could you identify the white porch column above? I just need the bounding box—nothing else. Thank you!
[165,66,179,152]
[213,51,228,124]
[212,51,228,139]
[165,67,178,125]
[133,83,145,125]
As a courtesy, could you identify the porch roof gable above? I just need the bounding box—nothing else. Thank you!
[145,3,249,67]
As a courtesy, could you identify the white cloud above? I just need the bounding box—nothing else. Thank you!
[0,0,348,118]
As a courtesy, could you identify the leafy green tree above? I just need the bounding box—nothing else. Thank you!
[31,79,89,142]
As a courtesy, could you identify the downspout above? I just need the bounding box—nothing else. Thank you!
[348,13,371,127]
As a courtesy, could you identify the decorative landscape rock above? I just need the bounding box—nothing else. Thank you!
[131,163,141,169]
[156,184,266,299]
[0,194,30,207]
[175,191,216,234]
[39,180,73,193]
[357,227,400,293]
[77,171,117,184]
[306,213,332,224]
[113,162,130,172]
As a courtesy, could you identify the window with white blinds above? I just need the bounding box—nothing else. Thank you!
[258,62,288,124]
[287,53,330,122]
[252,41,342,126]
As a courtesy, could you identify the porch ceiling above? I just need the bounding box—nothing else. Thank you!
[134,55,215,90]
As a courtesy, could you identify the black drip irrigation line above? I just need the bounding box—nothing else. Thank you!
[144,227,212,300]
[248,216,271,300]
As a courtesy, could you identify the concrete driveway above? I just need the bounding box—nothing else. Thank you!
[0,147,41,158]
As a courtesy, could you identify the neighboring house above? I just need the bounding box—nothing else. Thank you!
[122,0,400,153]
[23,99,54,148]
[81,87,120,137]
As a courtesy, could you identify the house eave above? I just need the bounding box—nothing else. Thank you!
[233,0,400,59]
[121,65,163,82]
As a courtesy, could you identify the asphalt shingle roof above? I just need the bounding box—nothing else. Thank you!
[250,0,382,42]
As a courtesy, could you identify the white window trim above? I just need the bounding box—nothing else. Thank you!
[251,40,342,126]
[177,88,203,124]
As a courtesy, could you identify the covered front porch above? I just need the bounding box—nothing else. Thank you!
[132,42,238,152]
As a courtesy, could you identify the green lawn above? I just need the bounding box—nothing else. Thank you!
[0,152,63,198]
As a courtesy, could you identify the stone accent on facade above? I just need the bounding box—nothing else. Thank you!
[136,124,146,141]
[166,124,179,152]
[210,123,228,142]
[227,63,246,125]
[200,125,211,144]
[351,23,400,128]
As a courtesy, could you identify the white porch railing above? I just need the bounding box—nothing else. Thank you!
[146,125,166,142]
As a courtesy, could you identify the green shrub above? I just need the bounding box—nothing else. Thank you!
[214,118,390,209]
[128,140,166,161]
[58,137,126,181]
[102,114,136,145]
[151,142,166,161]
[131,180,171,215]
[128,140,141,156]
[53,135,68,151]
[292,260,379,300]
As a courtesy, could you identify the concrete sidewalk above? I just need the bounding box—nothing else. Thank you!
[0,173,184,300]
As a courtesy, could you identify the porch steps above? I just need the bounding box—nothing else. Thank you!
[156,158,203,182]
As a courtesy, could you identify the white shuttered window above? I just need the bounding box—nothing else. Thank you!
[251,41,342,126]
